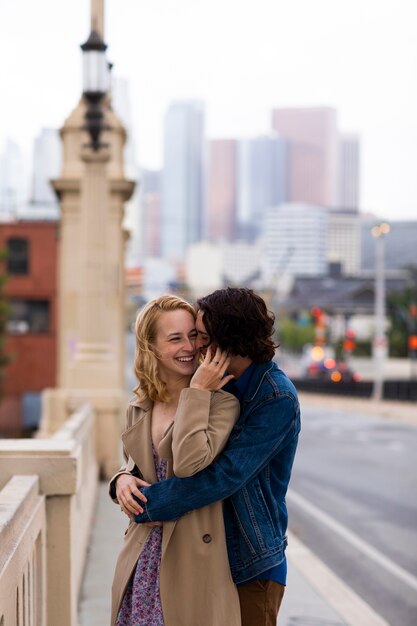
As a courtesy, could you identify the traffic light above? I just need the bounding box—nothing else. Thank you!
[311,307,324,320]
[409,335,417,351]
[343,328,356,353]
[343,338,356,352]
[310,307,326,345]
[408,303,417,357]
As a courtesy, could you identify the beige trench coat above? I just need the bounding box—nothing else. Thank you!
[109,387,241,626]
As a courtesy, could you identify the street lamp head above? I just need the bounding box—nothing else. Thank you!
[81,30,110,150]
[81,30,109,95]
[371,222,391,238]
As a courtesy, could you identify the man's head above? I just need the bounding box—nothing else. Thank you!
[196,287,277,364]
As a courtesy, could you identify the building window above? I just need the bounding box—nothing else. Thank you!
[6,237,29,275]
[7,300,50,334]
[22,392,42,430]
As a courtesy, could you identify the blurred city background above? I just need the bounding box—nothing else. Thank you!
[1,0,416,435]
[0,1,416,625]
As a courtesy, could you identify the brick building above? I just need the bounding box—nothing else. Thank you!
[0,221,58,435]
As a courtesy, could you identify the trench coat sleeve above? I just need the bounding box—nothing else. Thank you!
[108,405,141,502]
[172,388,240,477]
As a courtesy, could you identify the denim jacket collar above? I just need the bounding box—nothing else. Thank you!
[242,361,274,403]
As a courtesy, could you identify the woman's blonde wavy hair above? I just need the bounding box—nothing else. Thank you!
[133,294,196,403]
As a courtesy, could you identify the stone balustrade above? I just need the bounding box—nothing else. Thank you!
[0,475,46,625]
[0,404,99,626]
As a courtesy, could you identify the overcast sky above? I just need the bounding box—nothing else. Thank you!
[1,0,416,220]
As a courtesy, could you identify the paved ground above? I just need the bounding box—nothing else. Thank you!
[78,393,416,625]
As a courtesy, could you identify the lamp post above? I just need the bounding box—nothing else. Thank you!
[81,29,110,150]
[72,28,112,373]
[371,222,390,401]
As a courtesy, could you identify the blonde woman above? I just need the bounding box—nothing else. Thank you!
[109,295,241,626]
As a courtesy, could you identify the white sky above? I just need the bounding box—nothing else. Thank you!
[1,0,416,220]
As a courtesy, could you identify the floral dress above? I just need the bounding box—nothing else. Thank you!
[116,447,167,626]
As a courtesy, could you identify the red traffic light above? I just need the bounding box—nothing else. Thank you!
[343,339,355,352]
[408,335,417,350]
[311,307,324,319]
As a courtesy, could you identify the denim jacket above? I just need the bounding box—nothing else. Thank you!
[135,360,300,584]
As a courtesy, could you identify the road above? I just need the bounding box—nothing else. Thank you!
[288,401,417,626]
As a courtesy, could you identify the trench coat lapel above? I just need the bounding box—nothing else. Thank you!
[122,405,157,485]
[122,406,178,548]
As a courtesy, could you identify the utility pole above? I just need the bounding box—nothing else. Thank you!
[372,222,390,401]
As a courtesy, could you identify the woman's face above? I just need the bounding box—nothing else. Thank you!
[153,309,198,380]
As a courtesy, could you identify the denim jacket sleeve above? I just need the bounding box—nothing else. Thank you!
[135,392,299,523]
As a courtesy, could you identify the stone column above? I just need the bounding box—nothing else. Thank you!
[68,146,113,389]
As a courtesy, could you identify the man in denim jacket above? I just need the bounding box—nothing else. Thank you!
[124,288,300,626]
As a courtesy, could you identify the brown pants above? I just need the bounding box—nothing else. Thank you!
[238,580,285,626]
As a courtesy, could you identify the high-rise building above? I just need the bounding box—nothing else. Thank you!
[139,169,162,258]
[271,107,339,208]
[263,203,329,282]
[207,139,237,242]
[237,134,287,241]
[161,100,205,259]
[328,208,361,275]
[339,133,360,210]
[31,129,61,206]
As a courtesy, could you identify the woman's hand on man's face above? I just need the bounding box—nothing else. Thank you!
[190,346,235,392]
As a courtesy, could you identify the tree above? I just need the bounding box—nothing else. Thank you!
[387,267,417,357]
[277,317,316,352]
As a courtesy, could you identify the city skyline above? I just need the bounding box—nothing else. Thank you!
[1,0,416,220]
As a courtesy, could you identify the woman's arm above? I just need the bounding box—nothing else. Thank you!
[172,388,239,477]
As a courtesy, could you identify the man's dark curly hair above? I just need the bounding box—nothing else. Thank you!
[197,287,278,363]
